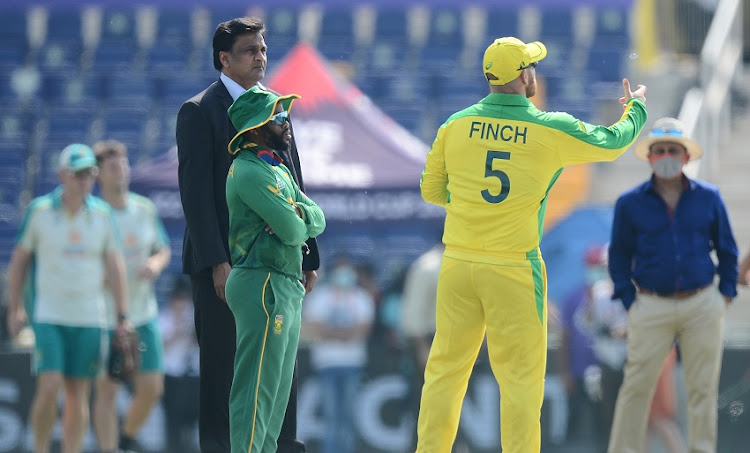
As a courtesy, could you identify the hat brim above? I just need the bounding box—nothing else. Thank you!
[526,41,547,64]
[633,136,703,161]
[67,158,98,171]
[228,94,300,155]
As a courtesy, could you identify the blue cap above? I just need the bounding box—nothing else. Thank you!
[58,143,97,171]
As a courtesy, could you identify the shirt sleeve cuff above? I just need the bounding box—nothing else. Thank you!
[718,280,737,299]
[613,285,636,310]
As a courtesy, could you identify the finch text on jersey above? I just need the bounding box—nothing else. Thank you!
[469,121,528,144]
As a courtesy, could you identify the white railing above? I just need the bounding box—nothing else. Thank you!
[678,0,743,181]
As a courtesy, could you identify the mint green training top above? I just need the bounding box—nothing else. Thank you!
[226,149,326,280]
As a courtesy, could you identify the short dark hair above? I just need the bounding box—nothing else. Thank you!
[212,17,266,71]
[92,139,128,165]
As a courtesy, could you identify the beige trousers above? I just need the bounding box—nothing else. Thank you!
[608,286,726,453]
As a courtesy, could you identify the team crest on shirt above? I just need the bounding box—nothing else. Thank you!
[69,230,81,244]
[274,315,284,335]
[275,173,286,191]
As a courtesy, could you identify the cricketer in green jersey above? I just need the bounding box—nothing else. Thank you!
[225,86,326,453]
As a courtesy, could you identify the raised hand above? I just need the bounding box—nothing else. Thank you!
[619,78,647,107]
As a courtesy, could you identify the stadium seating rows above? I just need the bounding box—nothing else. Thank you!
[0,4,631,263]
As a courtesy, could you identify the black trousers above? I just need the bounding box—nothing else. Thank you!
[190,274,305,453]
[163,374,201,453]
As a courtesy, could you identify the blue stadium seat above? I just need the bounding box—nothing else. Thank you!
[428,8,463,47]
[418,45,461,69]
[319,8,354,40]
[587,48,625,82]
[0,107,34,142]
[104,73,155,106]
[147,44,190,73]
[378,102,424,134]
[43,71,104,106]
[0,47,25,70]
[0,172,23,242]
[46,106,94,137]
[360,41,407,71]
[0,141,27,171]
[540,8,575,43]
[46,8,84,47]
[381,74,433,104]
[190,43,218,73]
[0,8,28,49]
[265,7,299,43]
[354,73,387,100]
[544,73,589,105]
[210,7,250,25]
[266,37,297,63]
[103,106,150,137]
[92,44,136,71]
[38,42,81,71]
[157,73,215,108]
[485,8,519,41]
[0,68,42,107]
[374,8,408,40]
[316,37,355,62]
[432,73,489,100]
[145,137,176,160]
[317,7,356,62]
[595,7,630,43]
[155,9,193,47]
[100,8,137,47]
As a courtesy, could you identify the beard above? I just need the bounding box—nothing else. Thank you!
[526,79,536,98]
[263,127,291,152]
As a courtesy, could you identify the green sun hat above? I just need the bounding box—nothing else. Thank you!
[227,86,301,155]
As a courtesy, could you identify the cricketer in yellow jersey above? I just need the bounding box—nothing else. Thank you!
[415,37,648,453]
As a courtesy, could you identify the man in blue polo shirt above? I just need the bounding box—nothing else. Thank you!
[5,143,129,453]
[607,118,739,453]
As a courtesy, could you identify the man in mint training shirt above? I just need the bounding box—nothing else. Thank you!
[224,86,326,453]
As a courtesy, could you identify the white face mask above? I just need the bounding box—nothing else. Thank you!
[651,156,684,179]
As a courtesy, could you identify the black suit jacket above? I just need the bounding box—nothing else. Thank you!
[176,79,320,276]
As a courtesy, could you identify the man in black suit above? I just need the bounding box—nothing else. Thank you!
[176,17,317,453]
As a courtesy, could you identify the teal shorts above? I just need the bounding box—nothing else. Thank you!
[107,319,164,374]
[33,323,105,378]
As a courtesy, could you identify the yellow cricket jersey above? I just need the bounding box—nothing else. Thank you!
[420,93,647,262]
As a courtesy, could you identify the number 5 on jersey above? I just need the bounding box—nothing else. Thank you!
[481,150,511,203]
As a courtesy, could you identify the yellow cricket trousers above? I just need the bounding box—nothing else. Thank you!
[416,249,548,453]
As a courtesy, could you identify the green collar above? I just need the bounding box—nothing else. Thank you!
[51,186,94,211]
[479,93,534,107]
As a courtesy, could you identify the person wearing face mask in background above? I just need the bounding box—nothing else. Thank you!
[607,117,739,453]
[301,257,375,453]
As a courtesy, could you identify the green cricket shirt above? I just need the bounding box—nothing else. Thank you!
[226,149,326,280]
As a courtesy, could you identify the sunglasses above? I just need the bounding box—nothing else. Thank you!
[649,145,686,157]
[519,62,538,70]
[73,167,99,179]
[269,111,290,125]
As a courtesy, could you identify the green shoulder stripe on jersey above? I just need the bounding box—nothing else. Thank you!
[442,94,646,151]
[88,196,113,214]
[89,197,122,247]
[537,168,564,241]
[129,192,154,210]
[16,196,53,242]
